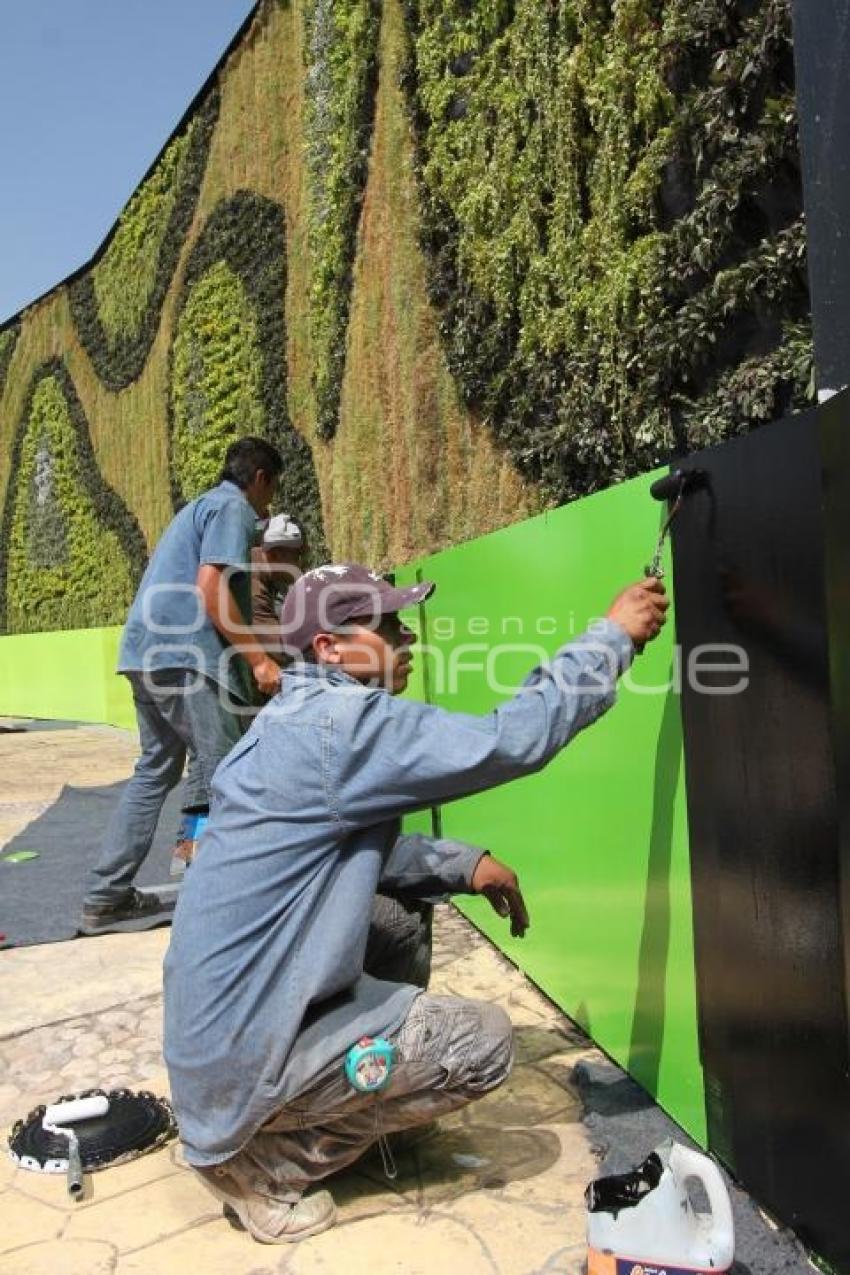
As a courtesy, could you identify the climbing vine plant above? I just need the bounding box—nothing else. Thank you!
[68,89,220,391]
[400,0,813,502]
[302,0,381,438]
[168,191,328,562]
[0,362,147,634]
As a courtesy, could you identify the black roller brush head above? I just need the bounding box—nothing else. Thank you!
[650,468,706,502]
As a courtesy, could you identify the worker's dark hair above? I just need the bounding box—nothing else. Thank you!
[219,437,283,489]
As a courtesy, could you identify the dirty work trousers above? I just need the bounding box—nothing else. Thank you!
[85,670,246,905]
[199,902,513,1199]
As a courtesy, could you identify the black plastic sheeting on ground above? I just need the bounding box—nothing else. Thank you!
[0,777,181,947]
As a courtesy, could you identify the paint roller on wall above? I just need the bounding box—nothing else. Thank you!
[645,469,707,579]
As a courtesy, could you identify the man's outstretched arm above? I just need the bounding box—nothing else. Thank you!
[334,580,667,829]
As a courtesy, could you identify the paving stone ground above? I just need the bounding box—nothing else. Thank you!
[0,721,817,1274]
[1,912,601,1274]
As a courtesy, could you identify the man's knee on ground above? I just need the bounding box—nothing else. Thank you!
[412,996,512,1095]
[467,1001,513,1094]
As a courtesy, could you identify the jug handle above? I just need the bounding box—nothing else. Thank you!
[670,1144,735,1255]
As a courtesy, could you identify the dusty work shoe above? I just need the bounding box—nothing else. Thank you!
[194,1164,336,1243]
[79,887,168,936]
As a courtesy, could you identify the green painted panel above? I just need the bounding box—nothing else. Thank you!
[0,626,135,730]
[394,562,436,838]
[405,472,706,1143]
[100,629,137,731]
[0,491,704,1142]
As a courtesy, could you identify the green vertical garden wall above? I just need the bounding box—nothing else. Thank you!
[0,0,813,639]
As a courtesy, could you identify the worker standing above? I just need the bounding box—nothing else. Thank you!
[249,513,305,662]
[79,436,283,935]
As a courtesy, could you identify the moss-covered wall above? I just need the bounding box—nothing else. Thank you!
[402,0,812,500]
[0,0,811,634]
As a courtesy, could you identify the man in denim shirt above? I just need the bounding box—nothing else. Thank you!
[164,563,668,1242]
[80,437,284,935]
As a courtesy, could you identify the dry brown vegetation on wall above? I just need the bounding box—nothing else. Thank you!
[0,0,810,633]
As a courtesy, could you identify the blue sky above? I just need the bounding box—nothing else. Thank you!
[0,0,256,323]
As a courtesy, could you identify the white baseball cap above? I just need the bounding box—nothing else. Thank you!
[262,513,303,548]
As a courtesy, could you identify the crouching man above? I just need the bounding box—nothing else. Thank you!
[163,564,668,1243]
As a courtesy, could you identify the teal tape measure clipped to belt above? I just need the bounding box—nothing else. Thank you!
[344,1036,397,1179]
[344,1036,395,1094]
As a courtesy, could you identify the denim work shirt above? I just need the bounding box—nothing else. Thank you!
[163,620,633,1165]
[118,480,257,701]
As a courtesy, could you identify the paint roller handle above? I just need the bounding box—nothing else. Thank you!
[42,1094,109,1202]
[641,468,707,606]
[67,1135,84,1200]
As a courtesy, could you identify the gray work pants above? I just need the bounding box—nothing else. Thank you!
[180,747,209,814]
[205,922,513,1198]
[365,894,434,989]
[85,670,245,905]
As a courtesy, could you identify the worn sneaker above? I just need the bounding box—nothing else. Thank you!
[79,887,168,936]
[194,1164,336,1243]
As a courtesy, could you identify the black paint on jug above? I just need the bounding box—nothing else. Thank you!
[585,1152,663,1217]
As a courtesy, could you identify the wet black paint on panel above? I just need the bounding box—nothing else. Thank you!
[821,393,850,1069]
[672,394,850,1268]
[791,1,850,391]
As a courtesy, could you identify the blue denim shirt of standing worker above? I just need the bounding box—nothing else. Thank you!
[118,480,258,703]
[163,618,634,1167]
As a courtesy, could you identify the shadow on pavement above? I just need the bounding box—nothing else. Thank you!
[336,1123,563,1213]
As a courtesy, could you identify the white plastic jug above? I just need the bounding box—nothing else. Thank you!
[586,1140,735,1275]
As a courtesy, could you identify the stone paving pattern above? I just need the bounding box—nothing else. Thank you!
[1,909,602,1274]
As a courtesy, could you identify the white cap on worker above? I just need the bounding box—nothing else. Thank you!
[263,513,303,548]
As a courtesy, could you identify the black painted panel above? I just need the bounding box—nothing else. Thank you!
[791,1,850,392]
[821,393,850,1060]
[673,394,850,1266]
